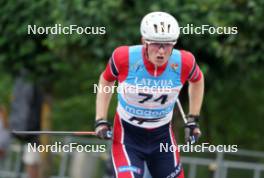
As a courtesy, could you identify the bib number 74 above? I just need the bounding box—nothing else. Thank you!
[138,93,168,105]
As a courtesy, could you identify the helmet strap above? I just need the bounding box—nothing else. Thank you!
[144,44,149,59]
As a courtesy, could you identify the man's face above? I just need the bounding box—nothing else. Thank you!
[143,39,174,66]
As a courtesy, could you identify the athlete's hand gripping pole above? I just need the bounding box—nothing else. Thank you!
[95,119,112,140]
[176,99,201,144]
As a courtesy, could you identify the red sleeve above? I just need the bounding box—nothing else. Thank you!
[180,50,203,84]
[102,46,129,82]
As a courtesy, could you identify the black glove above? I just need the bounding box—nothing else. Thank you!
[184,115,201,144]
[95,119,112,140]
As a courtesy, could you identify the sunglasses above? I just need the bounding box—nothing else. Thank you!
[145,41,176,50]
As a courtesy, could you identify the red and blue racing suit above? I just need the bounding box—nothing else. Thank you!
[103,45,202,178]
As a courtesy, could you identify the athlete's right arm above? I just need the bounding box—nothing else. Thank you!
[95,46,128,120]
[94,46,129,139]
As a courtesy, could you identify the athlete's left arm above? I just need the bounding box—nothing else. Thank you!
[180,50,204,143]
[186,70,204,143]
[180,50,204,115]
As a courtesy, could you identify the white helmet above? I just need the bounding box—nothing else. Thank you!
[140,12,180,43]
